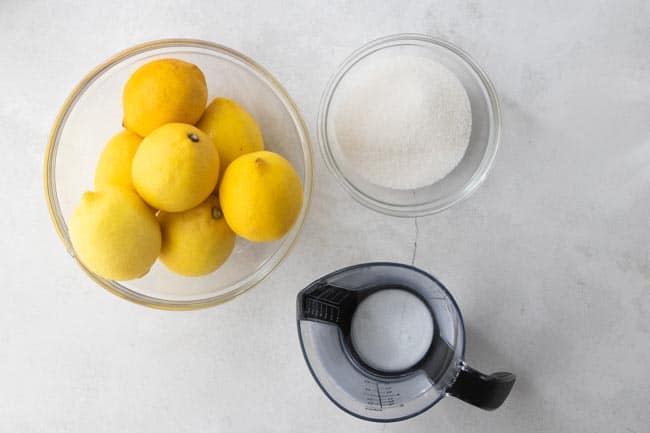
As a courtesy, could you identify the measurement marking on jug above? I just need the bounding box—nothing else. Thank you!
[363,380,402,411]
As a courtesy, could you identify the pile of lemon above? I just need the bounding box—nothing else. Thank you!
[70,59,303,281]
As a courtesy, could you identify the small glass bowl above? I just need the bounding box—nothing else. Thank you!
[44,39,312,310]
[318,34,500,217]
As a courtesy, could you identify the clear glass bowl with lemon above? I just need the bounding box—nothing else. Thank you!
[45,40,312,310]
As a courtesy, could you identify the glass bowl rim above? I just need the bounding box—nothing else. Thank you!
[44,38,313,310]
[317,33,501,217]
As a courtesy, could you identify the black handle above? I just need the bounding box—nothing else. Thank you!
[447,363,516,410]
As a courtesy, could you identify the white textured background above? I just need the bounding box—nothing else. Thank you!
[1,1,649,432]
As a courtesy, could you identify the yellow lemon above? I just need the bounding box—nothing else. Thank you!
[123,58,207,136]
[94,129,142,191]
[69,187,161,281]
[158,195,235,276]
[196,97,264,175]
[132,123,220,212]
[219,151,303,242]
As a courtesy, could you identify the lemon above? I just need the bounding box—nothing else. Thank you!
[196,97,264,175]
[132,123,220,212]
[123,59,208,136]
[158,195,235,276]
[69,187,161,281]
[219,151,303,242]
[94,129,142,191]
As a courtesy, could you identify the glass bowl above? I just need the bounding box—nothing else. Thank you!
[318,34,500,217]
[44,39,312,310]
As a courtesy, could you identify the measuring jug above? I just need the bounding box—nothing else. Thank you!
[296,262,515,422]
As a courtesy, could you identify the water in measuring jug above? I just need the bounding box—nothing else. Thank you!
[350,289,435,373]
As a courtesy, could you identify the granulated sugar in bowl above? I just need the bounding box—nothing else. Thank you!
[334,55,472,190]
[318,34,501,217]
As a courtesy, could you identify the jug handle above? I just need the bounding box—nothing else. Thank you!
[447,362,516,410]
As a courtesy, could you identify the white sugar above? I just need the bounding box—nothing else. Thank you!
[333,55,472,190]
